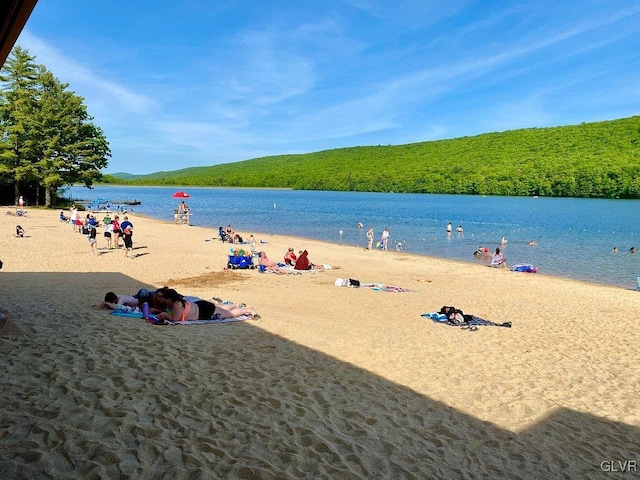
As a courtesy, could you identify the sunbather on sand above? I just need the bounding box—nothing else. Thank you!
[156,288,259,321]
[131,288,168,314]
[131,286,243,315]
[99,292,140,310]
[259,251,287,274]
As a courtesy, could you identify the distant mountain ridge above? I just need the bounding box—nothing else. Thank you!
[104,116,640,198]
[107,172,139,180]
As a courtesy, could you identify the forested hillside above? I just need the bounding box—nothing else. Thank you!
[107,116,640,198]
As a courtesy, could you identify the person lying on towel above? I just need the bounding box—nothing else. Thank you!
[155,288,260,321]
[259,251,287,274]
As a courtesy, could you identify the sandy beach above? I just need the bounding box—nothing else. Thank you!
[1,207,640,479]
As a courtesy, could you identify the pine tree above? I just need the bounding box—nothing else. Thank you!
[0,46,39,204]
[0,46,111,207]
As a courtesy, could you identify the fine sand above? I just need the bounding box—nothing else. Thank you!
[1,207,639,479]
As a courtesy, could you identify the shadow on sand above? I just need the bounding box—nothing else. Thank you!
[1,272,638,479]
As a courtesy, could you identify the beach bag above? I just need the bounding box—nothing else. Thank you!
[348,278,360,287]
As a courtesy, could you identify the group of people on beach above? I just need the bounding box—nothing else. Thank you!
[258,248,339,274]
[219,224,247,244]
[364,226,391,251]
[218,223,341,275]
[62,205,135,257]
[100,286,259,322]
[4,196,27,218]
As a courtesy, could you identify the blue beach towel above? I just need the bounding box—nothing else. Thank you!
[110,310,143,318]
[421,312,448,323]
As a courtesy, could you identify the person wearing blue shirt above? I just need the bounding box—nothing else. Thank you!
[120,216,133,232]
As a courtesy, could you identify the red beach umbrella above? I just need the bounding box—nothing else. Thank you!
[172,191,190,198]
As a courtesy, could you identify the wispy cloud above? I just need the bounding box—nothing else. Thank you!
[17,31,158,116]
[342,0,471,27]
[224,29,316,105]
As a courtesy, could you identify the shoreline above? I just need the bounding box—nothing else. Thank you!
[2,207,640,478]
[66,185,640,290]
[111,210,640,292]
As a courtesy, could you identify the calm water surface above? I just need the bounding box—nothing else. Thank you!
[67,186,640,289]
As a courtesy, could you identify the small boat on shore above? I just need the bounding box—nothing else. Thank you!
[74,198,141,211]
[75,199,141,206]
[110,200,141,205]
[72,198,141,214]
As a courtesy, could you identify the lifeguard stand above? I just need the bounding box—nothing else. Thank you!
[174,209,191,225]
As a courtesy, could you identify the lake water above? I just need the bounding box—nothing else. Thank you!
[66,185,640,290]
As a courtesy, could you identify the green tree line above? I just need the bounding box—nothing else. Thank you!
[109,115,640,199]
[3,45,638,202]
[0,47,110,207]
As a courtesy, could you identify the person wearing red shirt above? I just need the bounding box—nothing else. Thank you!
[284,247,297,266]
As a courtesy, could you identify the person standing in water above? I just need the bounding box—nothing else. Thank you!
[366,226,374,250]
[380,227,390,250]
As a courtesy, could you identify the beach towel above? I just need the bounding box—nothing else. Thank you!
[148,314,253,326]
[361,283,416,293]
[109,308,142,318]
[110,310,143,318]
[511,264,538,273]
[421,312,512,328]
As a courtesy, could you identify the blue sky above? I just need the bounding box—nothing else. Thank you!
[15,0,640,174]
